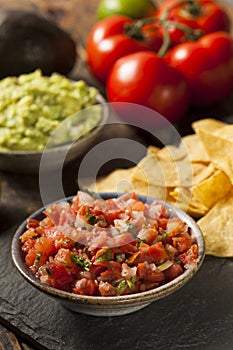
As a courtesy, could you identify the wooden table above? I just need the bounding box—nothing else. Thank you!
[0,1,233,349]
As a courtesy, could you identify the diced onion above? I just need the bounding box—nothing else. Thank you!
[157,260,173,271]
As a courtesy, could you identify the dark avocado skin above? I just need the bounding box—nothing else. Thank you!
[0,11,77,79]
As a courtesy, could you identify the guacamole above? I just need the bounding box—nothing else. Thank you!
[0,70,101,151]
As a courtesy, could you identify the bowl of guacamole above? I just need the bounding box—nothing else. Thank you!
[0,70,109,173]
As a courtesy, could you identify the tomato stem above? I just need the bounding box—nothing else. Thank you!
[124,17,160,40]
[158,20,203,56]
[126,15,203,57]
[124,0,204,57]
[157,24,171,57]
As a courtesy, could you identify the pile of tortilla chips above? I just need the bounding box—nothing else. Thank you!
[87,118,233,257]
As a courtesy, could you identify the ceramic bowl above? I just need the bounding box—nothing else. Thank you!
[11,193,205,317]
[0,94,108,174]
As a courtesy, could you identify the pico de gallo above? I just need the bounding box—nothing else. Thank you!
[20,191,198,296]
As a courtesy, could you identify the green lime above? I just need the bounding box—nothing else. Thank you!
[97,0,156,20]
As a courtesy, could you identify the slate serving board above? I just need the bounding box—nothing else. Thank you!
[1,225,233,350]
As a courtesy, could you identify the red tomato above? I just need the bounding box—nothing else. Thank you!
[148,242,169,264]
[165,31,233,106]
[156,0,230,46]
[106,51,190,124]
[163,262,183,281]
[73,278,97,296]
[45,262,74,290]
[179,244,198,266]
[86,15,162,84]
[26,236,56,268]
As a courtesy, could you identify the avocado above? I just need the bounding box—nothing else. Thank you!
[0,11,77,79]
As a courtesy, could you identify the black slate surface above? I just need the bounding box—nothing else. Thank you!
[1,226,233,350]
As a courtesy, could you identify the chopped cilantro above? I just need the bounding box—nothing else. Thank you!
[32,233,42,239]
[136,238,146,248]
[116,253,125,263]
[174,256,182,265]
[83,247,89,254]
[70,253,92,271]
[85,208,97,225]
[117,276,136,294]
[95,249,113,263]
[126,279,135,289]
[45,266,51,276]
[33,253,41,266]
[127,275,137,289]
[161,233,167,240]
[131,275,137,283]
[117,280,127,294]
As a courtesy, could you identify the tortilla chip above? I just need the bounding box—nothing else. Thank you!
[191,169,232,211]
[131,151,193,188]
[156,144,188,162]
[198,190,233,257]
[192,118,226,133]
[192,119,233,184]
[131,179,169,200]
[93,168,134,193]
[192,162,215,185]
[169,187,208,217]
[182,134,210,163]
[147,145,160,156]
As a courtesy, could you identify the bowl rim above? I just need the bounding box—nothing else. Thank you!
[0,93,108,156]
[11,192,205,306]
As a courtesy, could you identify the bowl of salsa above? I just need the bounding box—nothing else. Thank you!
[11,191,205,316]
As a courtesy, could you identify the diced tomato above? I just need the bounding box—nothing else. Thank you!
[172,232,192,253]
[45,202,76,226]
[114,243,138,255]
[73,278,97,295]
[98,281,116,296]
[25,248,38,266]
[26,218,39,229]
[166,218,187,237]
[54,248,78,274]
[114,232,135,247]
[89,264,106,277]
[21,238,35,254]
[158,218,168,229]
[54,236,75,250]
[179,244,198,268]
[39,217,54,228]
[164,262,183,281]
[25,236,56,268]
[20,228,39,243]
[43,262,74,290]
[34,236,56,256]
[99,261,122,281]
[104,210,122,225]
[148,242,169,264]
[129,200,145,212]
[137,261,165,283]
[137,227,158,245]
